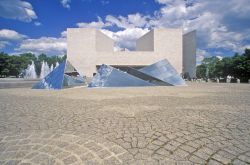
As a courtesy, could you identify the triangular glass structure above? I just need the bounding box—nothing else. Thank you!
[32,61,85,89]
[139,59,186,86]
[63,74,85,87]
[32,61,66,89]
[64,61,76,73]
[63,61,85,87]
[123,67,171,86]
[89,64,155,87]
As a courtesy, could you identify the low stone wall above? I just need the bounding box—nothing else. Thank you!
[0,78,40,89]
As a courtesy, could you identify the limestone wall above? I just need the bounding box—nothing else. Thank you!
[183,31,196,78]
[136,30,154,51]
[154,29,183,74]
[67,28,196,77]
[96,30,114,52]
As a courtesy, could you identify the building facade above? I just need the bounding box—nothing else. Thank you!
[67,28,196,78]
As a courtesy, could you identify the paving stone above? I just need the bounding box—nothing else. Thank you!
[239,155,250,163]
[232,159,249,165]
[152,140,165,146]
[63,155,78,165]
[176,161,193,165]
[4,160,21,165]
[118,152,133,162]
[0,84,250,164]
[31,153,55,164]
[193,150,210,160]
[174,149,190,159]
[164,143,177,152]
[96,149,111,159]
[207,159,224,165]
[156,148,170,156]
[80,152,95,161]
[189,155,206,164]
[212,153,232,164]
[110,146,126,155]
[179,144,196,153]
[103,156,121,165]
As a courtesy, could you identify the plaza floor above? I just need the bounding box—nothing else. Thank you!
[0,83,250,165]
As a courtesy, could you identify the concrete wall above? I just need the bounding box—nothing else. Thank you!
[136,30,154,51]
[183,31,196,78]
[96,51,161,66]
[67,28,195,77]
[96,30,114,52]
[154,29,183,73]
[67,28,97,76]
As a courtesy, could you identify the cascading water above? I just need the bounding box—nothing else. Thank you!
[50,64,54,72]
[40,61,50,79]
[55,62,59,68]
[24,61,37,79]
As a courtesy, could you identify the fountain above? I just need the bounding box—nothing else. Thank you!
[24,61,37,79]
[40,61,50,79]
[50,64,54,72]
[24,61,59,79]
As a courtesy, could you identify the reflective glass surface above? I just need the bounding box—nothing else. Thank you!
[139,59,186,86]
[64,61,76,73]
[32,61,66,89]
[124,67,171,86]
[63,74,85,87]
[89,64,155,87]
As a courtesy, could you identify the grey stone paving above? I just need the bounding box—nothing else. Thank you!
[0,83,250,164]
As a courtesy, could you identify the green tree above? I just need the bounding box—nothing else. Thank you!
[196,48,250,82]
[38,53,48,62]
[1,68,9,77]
[203,56,220,78]
[243,48,250,59]
[215,57,233,78]
[196,56,220,79]
[196,64,206,78]
[0,52,66,78]
[0,52,9,77]
[230,50,250,81]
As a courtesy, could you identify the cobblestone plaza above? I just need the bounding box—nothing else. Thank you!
[0,83,250,165]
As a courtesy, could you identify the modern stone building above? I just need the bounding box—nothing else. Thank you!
[67,28,196,78]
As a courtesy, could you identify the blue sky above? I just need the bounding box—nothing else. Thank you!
[0,0,250,63]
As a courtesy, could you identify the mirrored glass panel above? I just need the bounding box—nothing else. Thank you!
[139,59,186,86]
[89,64,155,87]
[32,61,66,89]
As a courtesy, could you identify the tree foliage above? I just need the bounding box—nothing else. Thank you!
[196,48,250,82]
[0,52,66,77]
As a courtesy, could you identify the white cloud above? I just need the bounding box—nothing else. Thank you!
[77,17,111,29]
[15,37,67,56]
[105,13,149,29]
[101,0,109,5]
[0,29,27,41]
[127,13,149,28]
[75,14,151,51]
[0,41,10,49]
[105,15,132,29]
[196,49,207,65]
[152,0,250,53]
[0,0,37,22]
[0,29,27,49]
[61,31,67,38]
[34,22,42,26]
[61,0,71,9]
[3,29,68,56]
[234,44,250,54]
[216,56,223,61]
[101,28,149,51]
